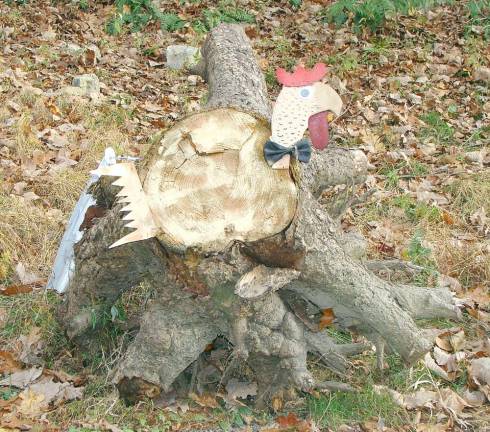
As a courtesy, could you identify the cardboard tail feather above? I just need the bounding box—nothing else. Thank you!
[47,148,117,293]
[90,163,159,248]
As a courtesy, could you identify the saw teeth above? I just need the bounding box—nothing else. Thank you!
[93,162,158,248]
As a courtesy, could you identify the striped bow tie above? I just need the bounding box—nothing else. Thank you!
[263,138,312,166]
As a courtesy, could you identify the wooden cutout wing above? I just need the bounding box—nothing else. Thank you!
[91,163,158,248]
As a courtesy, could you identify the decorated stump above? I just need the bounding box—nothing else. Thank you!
[57,24,459,405]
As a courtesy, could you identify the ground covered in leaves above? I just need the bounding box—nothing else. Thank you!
[0,0,489,431]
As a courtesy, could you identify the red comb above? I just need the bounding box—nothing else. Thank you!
[276,63,327,87]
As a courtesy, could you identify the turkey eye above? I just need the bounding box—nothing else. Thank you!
[300,88,310,98]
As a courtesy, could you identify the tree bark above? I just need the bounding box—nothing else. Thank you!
[198,23,271,121]
[58,23,458,405]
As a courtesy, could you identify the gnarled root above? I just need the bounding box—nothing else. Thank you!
[114,296,223,404]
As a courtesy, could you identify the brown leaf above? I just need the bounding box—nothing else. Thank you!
[319,308,335,330]
[271,394,283,412]
[17,327,43,366]
[0,284,33,296]
[0,414,33,430]
[44,99,62,119]
[449,330,465,352]
[461,388,486,407]
[44,368,84,385]
[277,412,301,428]
[433,347,458,373]
[0,351,22,374]
[80,205,107,230]
[441,210,454,225]
[188,392,219,408]
[438,388,469,415]
[16,388,46,418]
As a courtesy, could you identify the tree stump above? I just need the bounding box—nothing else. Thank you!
[58,23,459,405]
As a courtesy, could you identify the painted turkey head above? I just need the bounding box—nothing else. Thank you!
[270,63,343,169]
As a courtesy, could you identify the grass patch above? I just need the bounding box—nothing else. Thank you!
[419,111,455,146]
[432,228,490,288]
[307,383,408,429]
[106,0,185,35]
[446,171,490,219]
[402,230,438,285]
[466,0,490,39]
[192,2,255,33]
[0,291,65,366]
[325,52,360,77]
[378,159,429,190]
[321,0,451,33]
[392,195,442,223]
[0,195,62,278]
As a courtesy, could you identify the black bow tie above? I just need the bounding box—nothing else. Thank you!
[263,139,312,166]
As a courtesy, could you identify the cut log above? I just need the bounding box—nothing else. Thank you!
[143,109,296,252]
[58,23,458,405]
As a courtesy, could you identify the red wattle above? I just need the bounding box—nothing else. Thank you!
[308,111,329,150]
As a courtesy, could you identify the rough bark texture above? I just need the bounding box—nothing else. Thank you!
[199,23,271,121]
[58,23,458,405]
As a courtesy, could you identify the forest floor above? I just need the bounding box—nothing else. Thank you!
[0,0,489,431]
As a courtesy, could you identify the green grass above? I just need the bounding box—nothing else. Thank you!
[419,111,455,146]
[404,230,438,285]
[192,2,255,33]
[466,0,490,39]
[105,0,185,35]
[0,291,66,367]
[306,383,408,429]
[321,0,452,33]
[326,52,359,76]
[378,159,429,190]
[392,195,442,223]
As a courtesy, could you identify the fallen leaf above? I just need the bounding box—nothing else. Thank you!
[433,346,458,372]
[441,210,454,225]
[319,308,335,330]
[449,330,465,352]
[0,284,33,296]
[44,99,62,119]
[461,388,486,407]
[16,388,46,417]
[189,392,219,408]
[424,352,454,381]
[277,412,301,428]
[0,351,22,374]
[403,389,438,410]
[14,263,42,285]
[17,327,43,366]
[438,388,469,415]
[435,329,465,353]
[271,394,283,412]
[27,377,83,406]
[416,191,449,205]
[468,357,490,399]
[0,367,43,388]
